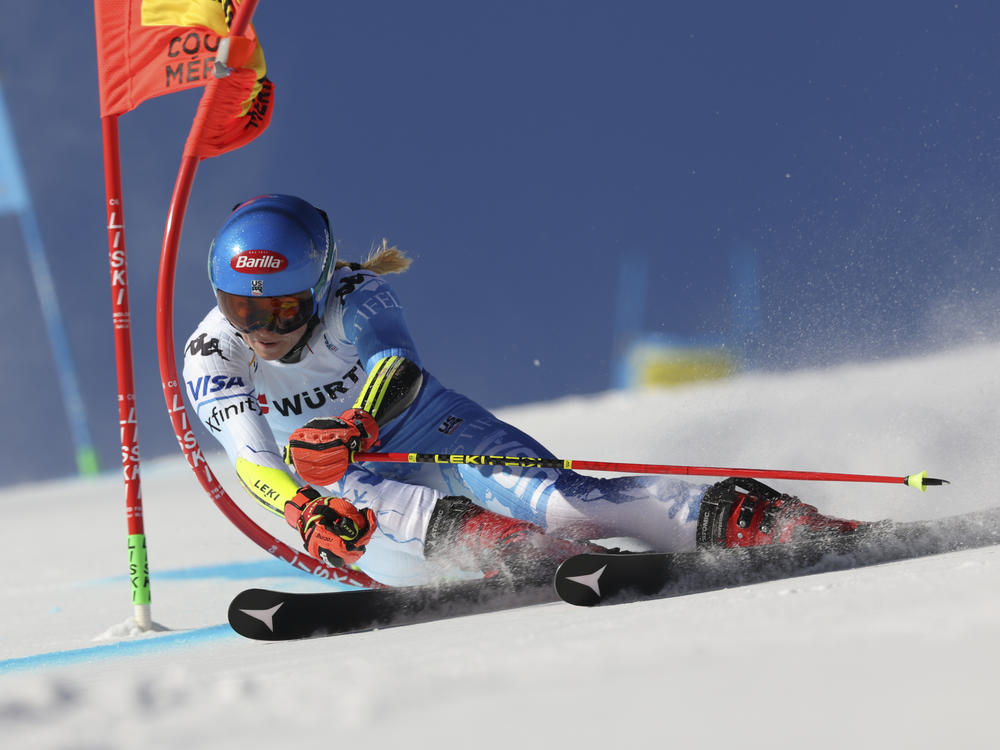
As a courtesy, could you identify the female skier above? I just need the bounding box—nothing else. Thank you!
[182,194,864,587]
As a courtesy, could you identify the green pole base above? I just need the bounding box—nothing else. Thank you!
[128,533,151,606]
[76,446,100,477]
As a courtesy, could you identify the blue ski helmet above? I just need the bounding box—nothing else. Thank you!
[208,194,335,333]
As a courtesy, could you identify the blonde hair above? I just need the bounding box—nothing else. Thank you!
[335,239,412,275]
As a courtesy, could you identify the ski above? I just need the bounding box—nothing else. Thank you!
[230,505,1000,635]
[228,576,558,640]
[555,505,1000,606]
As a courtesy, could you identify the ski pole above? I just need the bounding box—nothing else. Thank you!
[352,452,948,491]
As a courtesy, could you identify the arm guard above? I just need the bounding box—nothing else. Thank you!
[353,355,423,426]
[235,457,303,516]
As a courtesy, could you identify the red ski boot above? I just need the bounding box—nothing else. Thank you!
[424,495,603,584]
[695,477,864,548]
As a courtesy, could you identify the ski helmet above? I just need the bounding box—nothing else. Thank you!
[208,194,335,334]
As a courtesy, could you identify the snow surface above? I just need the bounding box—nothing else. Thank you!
[2,345,999,750]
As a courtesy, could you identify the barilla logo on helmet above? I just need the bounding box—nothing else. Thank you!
[230,249,289,274]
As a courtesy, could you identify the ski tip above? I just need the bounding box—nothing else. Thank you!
[905,471,950,491]
[554,556,604,606]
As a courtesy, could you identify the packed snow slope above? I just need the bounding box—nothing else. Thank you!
[1,344,998,750]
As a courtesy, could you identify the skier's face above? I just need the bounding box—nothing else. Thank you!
[241,323,308,361]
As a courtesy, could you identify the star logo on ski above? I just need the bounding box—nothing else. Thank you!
[239,602,284,631]
[565,564,607,597]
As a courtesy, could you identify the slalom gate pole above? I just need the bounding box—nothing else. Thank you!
[0,82,99,476]
[353,452,948,492]
[154,0,381,591]
[98,114,151,629]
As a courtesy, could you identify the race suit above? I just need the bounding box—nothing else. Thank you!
[183,266,705,585]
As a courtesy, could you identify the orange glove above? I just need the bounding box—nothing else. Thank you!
[285,408,379,486]
[284,487,377,566]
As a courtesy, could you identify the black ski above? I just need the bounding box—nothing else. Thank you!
[228,576,558,640]
[555,505,1000,606]
[230,506,1000,635]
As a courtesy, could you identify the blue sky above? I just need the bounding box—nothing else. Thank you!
[1,1,999,484]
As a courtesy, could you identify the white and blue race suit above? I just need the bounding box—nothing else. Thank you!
[183,266,706,585]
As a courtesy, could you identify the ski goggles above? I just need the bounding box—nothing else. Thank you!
[217,289,316,334]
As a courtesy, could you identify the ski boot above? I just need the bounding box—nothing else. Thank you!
[424,495,603,585]
[696,477,865,549]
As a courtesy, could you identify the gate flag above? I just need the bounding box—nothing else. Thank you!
[94,0,272,155]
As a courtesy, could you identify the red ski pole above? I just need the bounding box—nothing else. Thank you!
[353,452,948,492]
